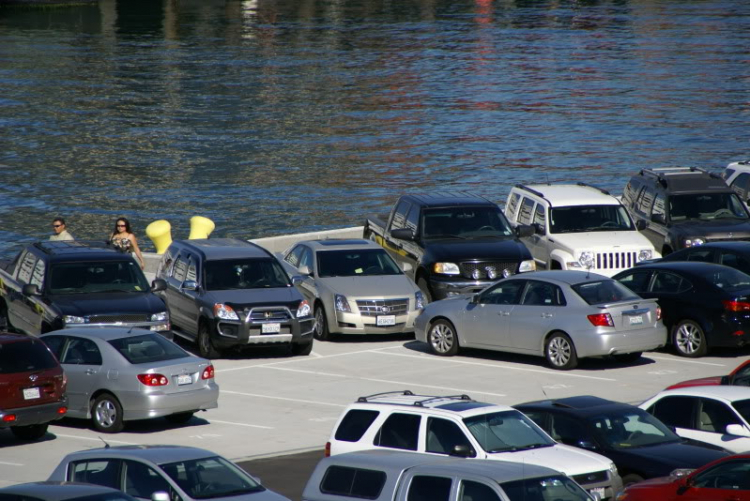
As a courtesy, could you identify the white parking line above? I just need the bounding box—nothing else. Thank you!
[0,461,23,466]
[209,419,275,429]
[648,356,726,367]
[215,347,401,373]
[221,390,348,408]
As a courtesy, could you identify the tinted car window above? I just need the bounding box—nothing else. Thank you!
[41,335,66,360]
[518,198,535,225]
[501,476,592,501]
[109,334,189,364]
[572,280,640,305]
[693,459,750,490]
[481,280,525,305]
[49,261,150,294]
[506,193,520,218]
[696,266,750,292]
[71,460,122,489]
[460,481,501,501]
[204,259,290,290]
[521,281,565,306]
[161,456,263,499]
[550,205,634,234]
[720,252,750,275]
[317,249,402,278]
[669,193,749,221]
[648,396,695,429]
[732,399,750,423]
[123,460,171,499]
[0,339,58,373]
[616,271,652,294]
[699,399,740,433]
[407,476,451,501]
[550,415,588,445]
[373,413,420,450]
[16,252,37,284]
[334,409,380,442]
[422,207,513,239]
[62,338,102,366]
[319,466,386,500]
[651,272,691,294]
[426,417,474,455]
[685,249,714,263]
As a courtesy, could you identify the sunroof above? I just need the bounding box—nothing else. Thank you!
[317,239,369,246]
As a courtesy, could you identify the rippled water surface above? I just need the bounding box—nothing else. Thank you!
[1,0,749,254]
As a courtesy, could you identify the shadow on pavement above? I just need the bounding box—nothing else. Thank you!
[238,449,324,501]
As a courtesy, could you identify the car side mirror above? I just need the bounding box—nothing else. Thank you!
[451,444,476,458]
[588,491,602,501]
[391,228,414,241]
[636,219,648,231]
[725,424,750,437]
[470,294,480,304]
[577,440,598,451]
[651,214,665,225]
[151,279,167,292]
[533,223,546,235]
[291,276,306,285]
[298,265,311,276]
[151,492,170,501]
[675,477,692,495]
[181,280,198,291]
[401,262,413,273]
[515,224,535,238]
[22,284,40,296]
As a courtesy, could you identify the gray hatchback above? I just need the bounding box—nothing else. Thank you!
[40,327,218,433]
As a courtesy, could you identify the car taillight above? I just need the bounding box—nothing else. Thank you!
[202,365,215,380]
[2,414,16,422]
[656,306,662,321]
[723,300,750,312]
[325,442,331,457]
[587,313,614,327]
[137,374,169,386]
[57,406,67,415]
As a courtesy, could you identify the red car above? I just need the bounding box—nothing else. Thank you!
[616,454,750,501]
[667,360,750,389]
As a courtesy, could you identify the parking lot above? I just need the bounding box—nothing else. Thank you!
[0,334,748,496]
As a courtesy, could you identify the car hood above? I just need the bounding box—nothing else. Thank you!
[487,444,611,476]
[671,219,750,238]
[49,292,166,316]
[318,276,418,298]
[207,488,291,501]
[203,287,303,309]
[424,238,530,262]
[547,231,654,251]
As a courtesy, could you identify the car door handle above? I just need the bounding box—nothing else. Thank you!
[541,313,553,318]
[85,369,96,375]
[498,311,511,316]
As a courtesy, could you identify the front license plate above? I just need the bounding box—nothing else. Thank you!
[629,315,643,325]
[23,387,40,400]
[377,315,396,326]
[176,374,192,386]
[588,487,605,499]
[262,323,281,334]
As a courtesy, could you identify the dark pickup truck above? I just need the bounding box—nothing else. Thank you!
[0,241,169,335]
[364,193,536,301]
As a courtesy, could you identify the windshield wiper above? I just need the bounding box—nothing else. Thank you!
[426,234,467,240]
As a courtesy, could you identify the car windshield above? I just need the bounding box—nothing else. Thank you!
[572,280,641,305]
[422,207,513,240]
[109,334,189,364]
[550,205,634,234]
[730,399,750,423]
[160,456,264,500]
[204,259,290,290]
[49,261,150,295]
[500,475,592,501]
[695,267,750,293]
[317,249,402,278]
[669,193,749,221]
[588,409,681,450]
[0,340,58,373]
[464,410,555,453]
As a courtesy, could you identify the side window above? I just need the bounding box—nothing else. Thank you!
[299,247,313,271]
[636,187,655,216]
[616,271,652,294]
[42,335,66,360]
[521,281,566,306]
[698,398,741,433]
[651,272,691,294]
[123,460,171,499]
[652,193,666,221]
[284,245,303,267]
[459,481,501,501]
[334,409,380,442]
[185,257,197,282]
[685,249,714,263]
[731,173,750,202]
[426,418,474,456]
[405,206,420,234]
[391,200,411,231]
[157,249,175,278]
[61,337,102,366]
[70,459,122,489]
[693,459,750,490]
[173,258,188,283]
[517,198,535,225]
[550,415,588,445]
[481,280,525,305]
[30,259,46,289]
[506,193,521,219]
[622,181,638,207]
[407,475,452,501]
[373,413,421,451]
[319,466,386,500]
[647,396,696,429]
[533,204,546,231]
[720,252,750,275]
[16,251,38,285]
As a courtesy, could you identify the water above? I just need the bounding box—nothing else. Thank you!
[1,0,748,255]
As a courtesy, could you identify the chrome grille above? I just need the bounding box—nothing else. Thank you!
[595,252,637,270]
[87,314,150,324]
[248,309,291,322]
[356,298,409,317]
[572,470,609,486]
[458,261,517,280]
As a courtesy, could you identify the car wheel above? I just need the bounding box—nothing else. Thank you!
[11,424,48,441]
[545,332,578,370]
[291,340,313,356]
[672,319,707,357]
[613,352,642,364]
[417,278,433,303]
[314,304,333,341]
[622,474,644,486]
[428,319,459,356]
[92,393,124,433]
[165,412,195,424]
[198,322,220,359]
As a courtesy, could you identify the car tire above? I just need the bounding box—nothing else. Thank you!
[672,319,708,358]
[314,304,333,341]
[198,322,220,359]
[92,393,124,433]
[613,352,642,364]
[165,412,195,424]
[11,423,48,441]
[417,277,433,303]
[291,340,313,356]
[428,319,459,356]
[622,474,644,486]
[545,332,578,370]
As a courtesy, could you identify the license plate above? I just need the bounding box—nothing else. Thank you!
[176,374,192,386]
[587,487,605,499]
[629,315,643,325]
[23,387,40,400]
[377,315,396,326]
[262,323,281,334]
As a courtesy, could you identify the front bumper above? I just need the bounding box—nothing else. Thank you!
[575,325,667,358]
[0,397,68,428]
[430,277,496,300]
[121,383,220,421]
[572,471,622,501]
[213,312,315,348]
[333,309,419,335]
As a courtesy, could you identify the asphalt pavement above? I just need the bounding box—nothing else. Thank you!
[239,450,324,501]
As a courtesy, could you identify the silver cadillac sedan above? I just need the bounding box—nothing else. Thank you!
[414,270,667,370]
[280,239,424,340]
[40,327,219,433]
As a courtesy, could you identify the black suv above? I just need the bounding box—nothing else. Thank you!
[622,167,750,255]
[156,238,314,358]
[0,241,169,335]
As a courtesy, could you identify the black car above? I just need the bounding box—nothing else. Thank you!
[613,261,750,357]
[515,396,729,486]
[156,238,315,358]
[649,241,750,276]
[621,167,750,256]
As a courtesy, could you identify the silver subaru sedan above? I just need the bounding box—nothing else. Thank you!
[40,327,218,433]
[414,270,667,370]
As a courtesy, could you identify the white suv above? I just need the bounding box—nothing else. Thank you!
[504,183,658,277]
[723,160,750,205]
[326,391,622,500]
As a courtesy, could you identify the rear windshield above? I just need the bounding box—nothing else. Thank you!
[695,267,750,292]
[49,261,150,295]
[109,334,188,364]
[572,280,640,305]
[318,249,401,278]
[204,259,290,290]
[0,340,58,374]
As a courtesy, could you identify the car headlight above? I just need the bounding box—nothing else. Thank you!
[609,462,618,476]
[150,311,169,322]
[296,300,311,318]
[433,262,460,275]
[565,261,583,268]
[63,315,85,325]
[637,249,653,262]
[415,291,425,310]
[335,294,351,313]
[579,251,596,269]
[518,259,536,273]
[213,303,239,321]
[684,238,705,247]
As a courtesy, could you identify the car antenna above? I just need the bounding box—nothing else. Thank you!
[98,436,110,449]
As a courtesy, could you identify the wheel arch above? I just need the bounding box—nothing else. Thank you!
[89,389,121,419]
[427,316,460,345]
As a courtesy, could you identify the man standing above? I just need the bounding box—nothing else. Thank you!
[50,217,74,241]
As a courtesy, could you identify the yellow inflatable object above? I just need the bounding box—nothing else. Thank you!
[189,216,215,240]
[146,220,172,254]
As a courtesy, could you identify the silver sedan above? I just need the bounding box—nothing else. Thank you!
[40,327,219,432]
[414,270,667,369]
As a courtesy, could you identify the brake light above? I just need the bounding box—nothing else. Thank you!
[202,365,215,380]
[325,442,331,457]
[656,307,662,321]
[137,374,169,386]
[587,313,614,327]
[57,406,67,415]
[2,414,16,422]
[723,300,750,312]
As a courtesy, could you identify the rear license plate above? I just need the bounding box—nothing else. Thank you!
[377,315,396,326]
[629,315,643,325]
[262,323,281,334]
[588,487,605,499]
[23,387,40,400]
[176,375,192,386]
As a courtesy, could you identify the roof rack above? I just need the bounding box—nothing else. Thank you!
[638,166,722,187]
[575,182,610,195]
[357,390,473,407]
[515,184,546,199]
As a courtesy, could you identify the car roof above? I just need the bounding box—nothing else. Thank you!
[0,332,38,344]
[41,327,157,342]
[0,481,127,500]
[511,270,612,286]
[170,238,271,260]
[518,184,618,207]
[629,261,739,275]
[682,241,750,252]
[60,445,217,465]
[32,241,137,263]
[652,386,750,403]
[516,396,640,417]
[299,239,381,251]
[636,168,729,194]
[402,192,496,208]
[352,391,512,416]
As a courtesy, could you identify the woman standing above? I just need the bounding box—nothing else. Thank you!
[110,217,145,270]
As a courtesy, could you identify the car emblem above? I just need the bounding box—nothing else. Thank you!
[472,269,480,280]
[486,266,497,280]
[632,304,639,309]
[29,374,38,382]
[381,306,390,314]
[502,269,511,278]
[729,232,733,238]
[264,311,273,319]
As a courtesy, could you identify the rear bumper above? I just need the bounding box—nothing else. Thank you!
[0,398,68,428]
[706,315,750,348]
[120,383,219,421]
[576,325,668,358]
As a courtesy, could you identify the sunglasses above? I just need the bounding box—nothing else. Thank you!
[52,224,63,228]
[117,224,127,228]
